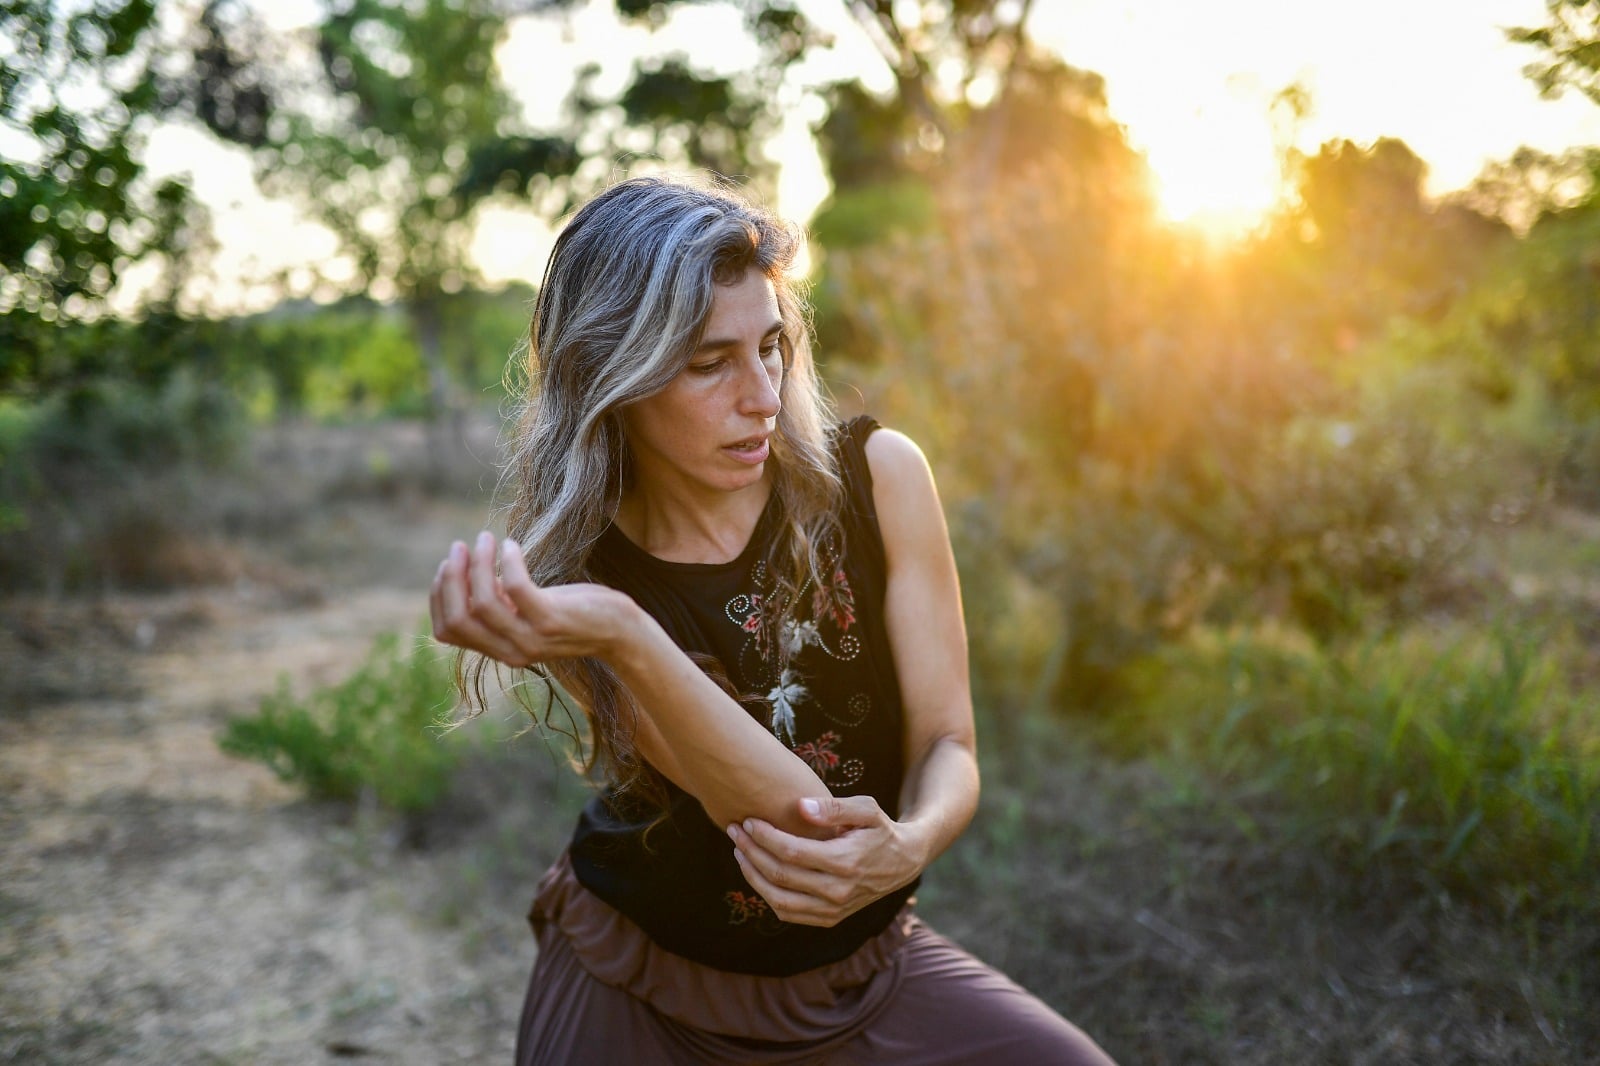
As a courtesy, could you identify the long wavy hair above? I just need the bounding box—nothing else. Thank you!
[460,175,842,814]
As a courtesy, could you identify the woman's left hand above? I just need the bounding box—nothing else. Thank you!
[727,796,927,928]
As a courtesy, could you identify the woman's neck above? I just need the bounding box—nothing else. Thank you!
[613,474,773,565]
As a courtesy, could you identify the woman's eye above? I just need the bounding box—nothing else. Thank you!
[688,360,724,375]
[761,343,784,364]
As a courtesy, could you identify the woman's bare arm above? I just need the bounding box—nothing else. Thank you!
[873,428,980,868]
[430,532,832,837]
[602,602,834,836]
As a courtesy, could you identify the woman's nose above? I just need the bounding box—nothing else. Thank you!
[739,352,782,417]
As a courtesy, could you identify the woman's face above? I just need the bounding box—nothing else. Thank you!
[622,267,785,503]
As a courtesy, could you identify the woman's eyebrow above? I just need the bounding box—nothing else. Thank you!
[696,320,784,352]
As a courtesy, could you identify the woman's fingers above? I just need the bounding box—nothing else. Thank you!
[736,818,849,876]
[730,846,835,926]
[467,531,520,629]
[432,540,529,664]
[728,823,847,900]
[498,538,543,616]
[428,554,449,632]
[430,533,623,666]
[431,542,472,640]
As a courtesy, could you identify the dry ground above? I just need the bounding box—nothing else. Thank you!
[0,486,581,1064]
[2,423,1593,1065]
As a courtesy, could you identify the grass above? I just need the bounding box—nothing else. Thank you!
[918,691,1600,1064]
[1105,622,1598,919]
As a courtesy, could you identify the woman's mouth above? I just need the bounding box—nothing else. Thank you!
[725,437,770,464]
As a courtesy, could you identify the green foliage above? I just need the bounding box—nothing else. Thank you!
[0,0,207,364]
[1195,362,1504,637]
[439,284,536,400]
[811,179,936,251]
[226,289,528,419]
[1282,138,1509,337]
[0,399,40,534]
[233,304,426,419]
[615,57,765,180]
[832,103,1511,706]
[1408,193,1600,502]
[1114,626,1599,914]
[0,323,246,591]
[548,0,827,191]
[809,179,937,365]
[230,0,537,299]
[219,632,461,813]
[1509,0,1600,108]
[183,0,567,422]
[815,82,925,193]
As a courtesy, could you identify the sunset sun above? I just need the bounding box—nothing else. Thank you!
[1135,93,1287,239]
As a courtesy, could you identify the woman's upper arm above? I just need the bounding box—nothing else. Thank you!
[864,429,977,764]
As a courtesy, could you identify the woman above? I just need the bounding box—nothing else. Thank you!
[430,176,1114,1065]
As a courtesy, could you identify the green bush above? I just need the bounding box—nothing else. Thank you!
[219,631,462,812]
[1412,195,1600,502]
[1113,625,1599,913]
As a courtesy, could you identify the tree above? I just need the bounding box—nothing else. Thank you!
[1283,138,1508,335]
[530,0,828,200]
[1509,0,1600,107]
[185,0,581,437]
[1454,146,1599,232]
[528,1,1045,200]
[0,0,210,396]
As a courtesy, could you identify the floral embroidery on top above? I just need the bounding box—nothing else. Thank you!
[812,564,857,631]
[724,889,784,934]
[792,730,842,775]
[724,890,769,924]
[766,669,808,746]
[781,618,820,657]
[792,730,864,790]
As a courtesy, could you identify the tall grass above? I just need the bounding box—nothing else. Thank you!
[1110,625,1599,914]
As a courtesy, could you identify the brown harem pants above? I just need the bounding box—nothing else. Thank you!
[515,855,1116,1066]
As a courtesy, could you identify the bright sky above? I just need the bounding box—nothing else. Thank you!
[139,0,1600,312]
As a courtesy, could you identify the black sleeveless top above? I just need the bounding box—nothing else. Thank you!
[568,416,918,976]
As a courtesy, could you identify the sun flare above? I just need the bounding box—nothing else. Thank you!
[1135,95,1286,240]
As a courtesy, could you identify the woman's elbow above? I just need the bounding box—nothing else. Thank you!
[703,781,833,840]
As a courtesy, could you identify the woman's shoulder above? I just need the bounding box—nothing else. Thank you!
[827,418,936,561]
[854,424,943,571]
[833,416,928,489]
[861,424,926,478]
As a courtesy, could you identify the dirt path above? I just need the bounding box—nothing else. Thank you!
[1,500,562,1065]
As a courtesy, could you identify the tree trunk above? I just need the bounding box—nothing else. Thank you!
[408,295,460,492]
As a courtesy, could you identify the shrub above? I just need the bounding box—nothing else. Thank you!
[219,631,462,813]
[0,372,247,591]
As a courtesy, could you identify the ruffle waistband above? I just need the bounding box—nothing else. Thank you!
[529,852,919,1047]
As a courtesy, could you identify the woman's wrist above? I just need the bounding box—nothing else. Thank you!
[599,594,663,671]
[893,812,941,875]
[894,738,980,874]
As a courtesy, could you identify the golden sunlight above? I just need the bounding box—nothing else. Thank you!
[1134,93,1286,239]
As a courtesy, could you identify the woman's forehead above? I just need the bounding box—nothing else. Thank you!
[703,270,781,335]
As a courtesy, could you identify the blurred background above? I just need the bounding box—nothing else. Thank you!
[3,1,1598,1062]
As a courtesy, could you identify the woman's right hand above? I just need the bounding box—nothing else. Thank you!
[429,530,639,668]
